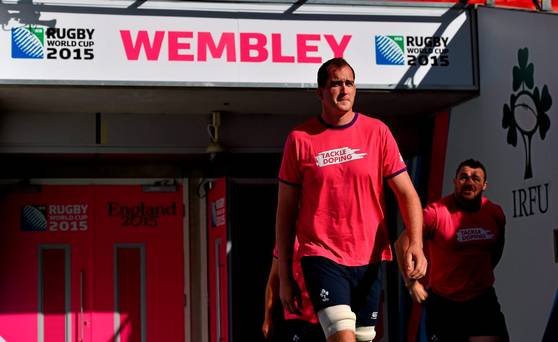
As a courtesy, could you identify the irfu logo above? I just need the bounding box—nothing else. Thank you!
[502,48,552,179]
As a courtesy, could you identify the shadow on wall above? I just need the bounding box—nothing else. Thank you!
[0,0,56,30]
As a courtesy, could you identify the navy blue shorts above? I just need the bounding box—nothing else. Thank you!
[300,256,383,327]
[425,287,509,341]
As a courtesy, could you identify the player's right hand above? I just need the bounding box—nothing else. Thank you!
[280,278,302,315]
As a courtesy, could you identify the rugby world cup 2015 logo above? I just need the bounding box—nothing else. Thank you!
[12,26,45,59]
[375,35,405,65]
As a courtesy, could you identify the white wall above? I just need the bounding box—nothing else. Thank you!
[445,7,558,341]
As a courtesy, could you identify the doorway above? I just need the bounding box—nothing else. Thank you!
[228,180,278,342]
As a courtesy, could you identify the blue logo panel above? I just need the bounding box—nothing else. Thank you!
[12,27,44,59]
[375,35,404,66]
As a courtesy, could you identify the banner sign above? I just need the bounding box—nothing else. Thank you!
[0,2,476,89]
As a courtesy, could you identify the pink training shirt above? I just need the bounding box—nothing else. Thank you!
[424,195,506,301]
[273,240,318,323]
[279,113,407,266]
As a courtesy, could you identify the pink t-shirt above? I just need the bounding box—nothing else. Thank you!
[424,195,506,301]
[273,240,318,323]
[279,113,406,266]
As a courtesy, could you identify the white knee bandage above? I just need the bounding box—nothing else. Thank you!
[355,326,376,342]
[317,305,356,338]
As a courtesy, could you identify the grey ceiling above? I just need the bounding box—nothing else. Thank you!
[0,84,477,117]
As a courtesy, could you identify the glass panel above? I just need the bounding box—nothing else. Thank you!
[114,246,145,342]
[39,246,70,342]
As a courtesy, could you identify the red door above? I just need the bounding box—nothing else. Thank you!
[0,183,185,342]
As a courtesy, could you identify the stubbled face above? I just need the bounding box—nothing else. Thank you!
[317,65,356,117]
[453,166,487,203]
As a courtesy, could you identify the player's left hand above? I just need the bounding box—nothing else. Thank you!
[407,280,428,303]
[405,243,427,280]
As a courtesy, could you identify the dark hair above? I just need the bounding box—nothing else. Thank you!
[456,159,487,181]
[317,57,355,88]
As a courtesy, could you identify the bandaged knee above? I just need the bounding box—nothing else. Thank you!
[317,305,356,338]
[355,326,376,342]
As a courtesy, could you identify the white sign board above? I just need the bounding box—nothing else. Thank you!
[0,2,475,89]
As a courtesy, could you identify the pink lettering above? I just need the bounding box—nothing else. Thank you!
[324,34,351,58]
[120,30,165,61]
[168,31,194,61]
[271,33,294,63]
[240,33,268,62]
[297,34,321,63]
[120,31,349,64]
[198,32,236,62]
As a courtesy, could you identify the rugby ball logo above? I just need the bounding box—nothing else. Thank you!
[12,26,44,59]
[21,205,47,231]
[375,35,405,66]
